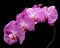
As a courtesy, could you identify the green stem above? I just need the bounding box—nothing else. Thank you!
[46,25,56,48]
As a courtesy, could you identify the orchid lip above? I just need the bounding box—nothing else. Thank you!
[9,34,15,40]
[22,26,26,31]
[33,17,38,22]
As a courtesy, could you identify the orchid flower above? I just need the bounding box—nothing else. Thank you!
[47,6,58,25]
[3,20,26,44]
[3,21,18,45]
[26,6,47,24]
[42,6,58,25]
[16,8,35,31]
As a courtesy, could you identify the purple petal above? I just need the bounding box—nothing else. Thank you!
[35,9,47,22]
[26,8,41,24]
[24,16,35,31]
[16,28,26,44]
[47,6,58,25]
[4,20,18,34]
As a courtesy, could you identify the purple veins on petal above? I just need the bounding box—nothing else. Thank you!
[23,16,35,31]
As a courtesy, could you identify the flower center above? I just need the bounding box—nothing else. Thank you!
[22,26,26,31]
[9,34,15,40]
[33,17,38,22]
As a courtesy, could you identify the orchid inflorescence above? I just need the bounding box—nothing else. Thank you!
[3,4,58,45]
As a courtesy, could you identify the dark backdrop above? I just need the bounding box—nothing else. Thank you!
[0,0,60,48]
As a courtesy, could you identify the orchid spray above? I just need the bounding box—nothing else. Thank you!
[3,4,58,48]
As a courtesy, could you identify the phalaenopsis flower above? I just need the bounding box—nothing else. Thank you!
[3,20,26,45]
[42,6,58,25]
[3,21,18,45]
[16,8,35,31]
[26,5,47,24]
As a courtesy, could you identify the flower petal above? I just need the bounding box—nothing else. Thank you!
[4,20,18,34]
[36,9,47,22]
[47,6,58,25]
[32,4,42,8]
[16,28,26,44]
[24,16,35,31]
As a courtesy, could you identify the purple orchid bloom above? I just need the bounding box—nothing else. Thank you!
[16,8,35,31]
[47,6,58,25]
[26,7,47,24]
[42,6,58,25]
[3,21,18,45]
[3,20,26,44]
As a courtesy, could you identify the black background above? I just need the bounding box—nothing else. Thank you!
[0,0,60,48]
